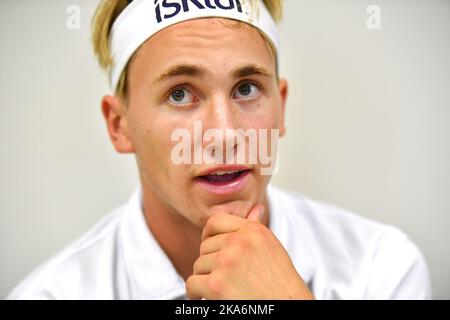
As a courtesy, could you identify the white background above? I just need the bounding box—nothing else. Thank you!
[0,0,449,299]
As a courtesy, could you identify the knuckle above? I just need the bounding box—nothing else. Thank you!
[199,241,208,255]
[185,276,194,291]
[217,249,236,268]
[248,222,267,237]
[207,272,225,298]
[185,282,196,299]
[206,214,220,230]
[192,258,200,274]
[228,232,250,250]
[204,213,228,238]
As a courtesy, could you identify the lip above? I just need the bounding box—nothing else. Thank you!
[194,165,252,196]
[196,165,251,177]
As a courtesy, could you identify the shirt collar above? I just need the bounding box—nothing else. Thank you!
[122,187,186,299]
[122,184,315,299]
[266,185,316,286]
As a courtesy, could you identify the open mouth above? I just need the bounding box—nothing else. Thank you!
[194,166,252,195]
[197,170,251,185]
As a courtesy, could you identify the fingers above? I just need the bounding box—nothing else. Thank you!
[200,233,229,255]
[201,204,265,241]
[246,205,265,222]
[201,213,247,241]
[185,274,211,300]
[193,252,219,275]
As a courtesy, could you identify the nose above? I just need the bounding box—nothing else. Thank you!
[201,96,241,163]
[204,95,238,131]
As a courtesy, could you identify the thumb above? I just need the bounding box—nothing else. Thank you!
[247,205,265,223]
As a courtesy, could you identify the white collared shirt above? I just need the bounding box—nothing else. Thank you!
[8,185,431,299]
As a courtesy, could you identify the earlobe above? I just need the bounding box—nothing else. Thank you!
[101,95,135,154]
[278,79,288,137]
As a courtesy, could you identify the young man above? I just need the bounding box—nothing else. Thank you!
[9,0,431,299]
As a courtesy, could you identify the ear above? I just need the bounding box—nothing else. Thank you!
[101,95,135,153]
[278,78,288,137]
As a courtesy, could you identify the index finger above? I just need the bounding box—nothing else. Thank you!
[201,213,247,241]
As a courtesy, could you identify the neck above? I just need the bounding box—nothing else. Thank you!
[141,188,201,280]
[140,183,271,281]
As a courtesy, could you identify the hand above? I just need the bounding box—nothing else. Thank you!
[185,205,314,300]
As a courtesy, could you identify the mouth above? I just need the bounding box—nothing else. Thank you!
[194,166,252,195]
[198,169,249,184]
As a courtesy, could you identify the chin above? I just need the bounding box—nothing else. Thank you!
[186,183,263,226]
[208,199,255,219]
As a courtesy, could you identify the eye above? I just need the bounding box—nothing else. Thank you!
[233,82,261,100]
[167,87,198,106]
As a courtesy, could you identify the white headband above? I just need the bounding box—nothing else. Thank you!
[109,0,280,92]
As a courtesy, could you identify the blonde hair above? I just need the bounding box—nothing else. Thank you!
[91,0,283,98]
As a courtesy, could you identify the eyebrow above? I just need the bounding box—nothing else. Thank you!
[154,65,206,83]
[153,64,273,84]
[232,64,272,79]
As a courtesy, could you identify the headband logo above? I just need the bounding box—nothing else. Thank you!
[155,0,244,23]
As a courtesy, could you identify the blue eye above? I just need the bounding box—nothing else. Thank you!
[168,88,197,106]
[233,82,261,100]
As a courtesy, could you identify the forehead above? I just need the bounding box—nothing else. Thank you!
[130,17,275,75]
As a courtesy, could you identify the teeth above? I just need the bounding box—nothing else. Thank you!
[212,170,241,176]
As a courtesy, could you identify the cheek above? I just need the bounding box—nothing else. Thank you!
[130,115,175,174]
[252,99,281,129]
